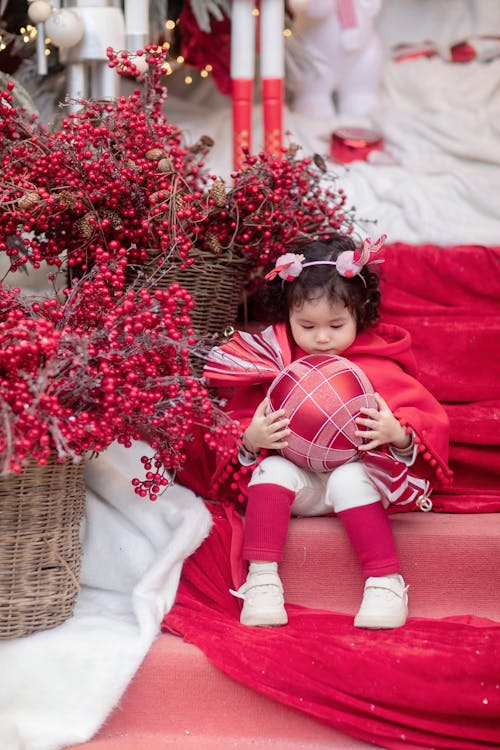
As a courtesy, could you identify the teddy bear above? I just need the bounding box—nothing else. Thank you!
[288,0,384,120]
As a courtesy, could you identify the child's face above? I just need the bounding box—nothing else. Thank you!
[289,296,357,356]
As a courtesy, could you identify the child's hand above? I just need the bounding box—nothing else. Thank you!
[243,397,291,453]
[355,392,411,452]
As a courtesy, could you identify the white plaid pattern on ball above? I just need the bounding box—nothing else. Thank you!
[267,355,377,472]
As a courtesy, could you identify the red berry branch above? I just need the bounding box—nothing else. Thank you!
[0,48,357,284]
[195,148,357,282]
[0,276,239,499]
[0,47,212,285]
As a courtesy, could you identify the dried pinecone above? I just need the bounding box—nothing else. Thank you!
[145,148,166,161]
[189,134,215,154]
[208,179,226,207]
[158,157,174,174]
[18,191,40,210]
[100,209,123,229]
[313,153,327,173]
[57,190,78,209]
[175,192,184,212]
[204,232,223,255]
[75,215,94,239]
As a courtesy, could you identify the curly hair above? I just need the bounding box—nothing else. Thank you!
[258,233,381,332]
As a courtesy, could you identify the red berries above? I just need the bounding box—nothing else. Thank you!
[0,47,210,277]
[0,45,355,502]
[197,149,355,281]
[0,281,237,500]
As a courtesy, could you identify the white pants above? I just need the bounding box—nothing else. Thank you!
[248,455,381,516]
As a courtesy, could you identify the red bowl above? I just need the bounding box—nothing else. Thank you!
[330,126,384,163]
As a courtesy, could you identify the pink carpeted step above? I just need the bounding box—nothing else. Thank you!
[67,512,499,750]
[68,634,379,750]
[280,512,500,620]
[69,731,378,749]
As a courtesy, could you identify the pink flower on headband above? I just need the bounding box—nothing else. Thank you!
[335,251,364,278]
[264,253,305,281]
[335,234,387,279]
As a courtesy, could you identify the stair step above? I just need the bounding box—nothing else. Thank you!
[69,731,376,749]
[68,634,379,750]
[281,512,500,620]
[67,512,499,750]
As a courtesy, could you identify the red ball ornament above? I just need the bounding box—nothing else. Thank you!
[267,355,377,472]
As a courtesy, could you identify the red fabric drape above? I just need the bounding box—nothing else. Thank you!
[176,243,500,512]
[178,6,232,95]
[163,506,500,750]
[378,243,500,512]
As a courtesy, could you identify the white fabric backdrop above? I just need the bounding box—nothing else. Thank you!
[154,0,500,245]
[161,54,500,246]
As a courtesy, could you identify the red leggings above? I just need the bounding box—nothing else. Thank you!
[243,483,400,578]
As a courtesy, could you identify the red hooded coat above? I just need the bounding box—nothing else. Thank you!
[177,321,451,509]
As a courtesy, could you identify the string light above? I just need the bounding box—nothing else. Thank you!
[0,8,216,90]
[0,23,37,51]
[19,24,39,44]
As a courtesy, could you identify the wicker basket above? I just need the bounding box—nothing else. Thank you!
[131,251,251,339]
[0,455,86,640]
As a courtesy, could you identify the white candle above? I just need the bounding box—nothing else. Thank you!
[124,0,149,50]
[66,60,86,107]
[230,0,256,79]
[260,0,284,79]
[36,22,48,75]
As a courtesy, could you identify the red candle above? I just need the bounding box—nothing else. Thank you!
[230,0,256,169]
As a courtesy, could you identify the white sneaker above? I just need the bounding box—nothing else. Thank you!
[231,569,288,627]
[354,574,409,629]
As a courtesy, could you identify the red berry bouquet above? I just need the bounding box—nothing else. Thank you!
[147,140,358,338]
[0,275,238,500]
[0,47,238,498]
[0,45,212,285]
[196,147,357,284]
[0,42,357,497]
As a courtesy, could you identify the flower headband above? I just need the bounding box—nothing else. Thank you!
[264,234,387,282]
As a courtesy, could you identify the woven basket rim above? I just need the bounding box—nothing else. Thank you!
[185,249,251,264]
[139,249,252,268]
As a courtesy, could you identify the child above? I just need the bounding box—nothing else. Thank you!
[202,233,451,630]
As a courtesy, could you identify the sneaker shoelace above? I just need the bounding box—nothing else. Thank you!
[229,572,283,601]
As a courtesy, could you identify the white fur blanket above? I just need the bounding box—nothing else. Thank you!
[0,442,212,750]
[161,51,500,248]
